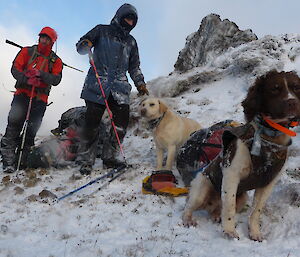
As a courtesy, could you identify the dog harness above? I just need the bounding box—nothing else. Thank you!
[203,122,289,195]
[250,115,291,156]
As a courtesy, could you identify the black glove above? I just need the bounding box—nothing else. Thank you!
[137,84,149,96]
[76,39,93,55]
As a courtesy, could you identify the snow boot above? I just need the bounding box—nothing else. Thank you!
[3,165,15,174]
[102,158,125,169]
[101,137,125,169]
[79,164,93,175]
[1,139,17,173]
[1,151,16,173]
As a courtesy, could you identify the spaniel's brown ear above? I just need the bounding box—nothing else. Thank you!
[242,76,263,122]
[158,100,168,114]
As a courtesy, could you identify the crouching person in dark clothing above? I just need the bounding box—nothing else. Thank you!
[0,27,63,173]
[76,3,149,175]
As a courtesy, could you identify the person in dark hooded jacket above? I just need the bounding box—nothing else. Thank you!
[76,3,148,175]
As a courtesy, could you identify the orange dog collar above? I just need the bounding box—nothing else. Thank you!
[262,116,297,137]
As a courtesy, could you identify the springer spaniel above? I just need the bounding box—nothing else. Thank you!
[182,70,300,241]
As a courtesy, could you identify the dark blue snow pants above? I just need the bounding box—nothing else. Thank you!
[0,93,47,168]
[76,94,129,166]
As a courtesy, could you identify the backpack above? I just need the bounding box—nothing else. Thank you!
[51,106,108,158]
[142,170,189,197]
[27,45,57,72]
[51,106,86,136]
[27,128,79,169]
[27,107,109,169]
[176,120,241,186]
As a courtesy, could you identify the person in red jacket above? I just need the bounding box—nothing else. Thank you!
[0,26,63,173]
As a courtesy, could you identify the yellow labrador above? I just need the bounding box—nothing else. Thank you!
[140,98,201,170]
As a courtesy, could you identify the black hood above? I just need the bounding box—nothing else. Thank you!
[110,3,138,33]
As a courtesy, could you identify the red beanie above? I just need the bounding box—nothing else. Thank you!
[39,27,58,42]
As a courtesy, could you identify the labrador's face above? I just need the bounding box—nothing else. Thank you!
[140,98,167,120]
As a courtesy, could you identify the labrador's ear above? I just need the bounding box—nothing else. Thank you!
[139,99,146,106]
[158,100,168,114]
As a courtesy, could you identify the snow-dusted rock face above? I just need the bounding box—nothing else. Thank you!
[174,13,258,73]
[149,32,300,98]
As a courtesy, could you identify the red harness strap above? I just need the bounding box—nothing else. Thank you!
[290,121,299,127]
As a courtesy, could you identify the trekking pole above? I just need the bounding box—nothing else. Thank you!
[88,49,127,164]
[5,39,84,73]
[16,86,35,171]
[5,39,22,49]
[62,63,84,73]
[58,163,127,201]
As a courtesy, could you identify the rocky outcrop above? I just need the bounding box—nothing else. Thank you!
[148,33,300,98]
[174,13,257,73]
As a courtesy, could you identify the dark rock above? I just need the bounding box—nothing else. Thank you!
[23,178,41,188]
[39,169,49,176]
[39,189,57,199]
[12,177,22,184]
[54,186,66,192]
[2,175,11,185]
[14,186,24,195]
[27,194,39,202]
[25,170,37,179]
[174,13,257,72]
[0,225,8,234]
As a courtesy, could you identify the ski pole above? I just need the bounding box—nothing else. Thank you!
[88,49,127,164]
[58,163,127,201]
[17,86,35,171]
[5,39,84,73]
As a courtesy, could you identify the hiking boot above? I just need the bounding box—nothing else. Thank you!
[3,165,15,174]
[102,158,125,169]
[79,164,92,175]
[18,162,28,170]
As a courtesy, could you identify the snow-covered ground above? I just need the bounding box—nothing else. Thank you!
[1,34,300,257]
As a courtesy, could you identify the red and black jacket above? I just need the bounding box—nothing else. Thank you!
[11,45,63,103]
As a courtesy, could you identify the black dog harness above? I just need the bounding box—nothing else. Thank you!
[203,120,289,195]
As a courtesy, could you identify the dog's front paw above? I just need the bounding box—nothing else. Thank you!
[249,231,264,242]
[182,214,197,227]
[249,221,264,241]
[211,214,221,223]
[223,229,240,240]
[210,210,221,223]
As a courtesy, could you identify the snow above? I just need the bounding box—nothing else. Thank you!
[1,34,300,257]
